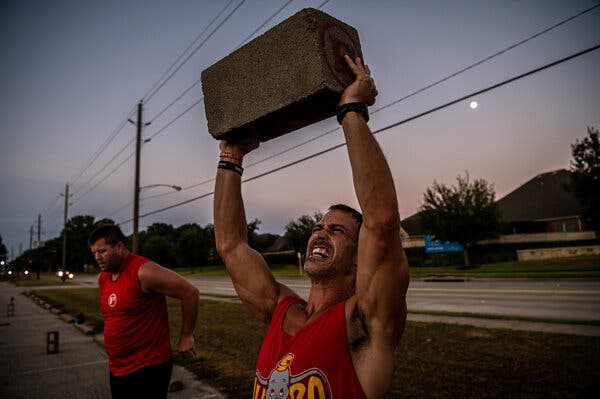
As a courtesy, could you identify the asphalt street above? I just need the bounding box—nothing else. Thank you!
[36,273,600,335]
[187,276,600,336]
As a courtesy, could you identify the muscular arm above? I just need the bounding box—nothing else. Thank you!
[341,56,410,398]
[138,262,199,356]
[214,142,295,323]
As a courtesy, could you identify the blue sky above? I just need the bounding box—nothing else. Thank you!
[1,0,599,259]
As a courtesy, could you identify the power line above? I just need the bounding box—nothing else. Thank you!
[148,0,598,170]
[244,1,600,170]
[234,0,294,50]
[70,138,135,197]
[146,0,301,126]
[71,1,304,225]
[65,1,243,207]
[69,105,137,186]
[148,80,199,124]
[317,0,331,9]
[70,152,136,206]
[372,1,600,115]
[116,43,600,224]
[143,0,247,103]
[141,0,237,103]
[147,97,204,142]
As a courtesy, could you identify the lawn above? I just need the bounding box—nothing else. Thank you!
[32,288,600,398]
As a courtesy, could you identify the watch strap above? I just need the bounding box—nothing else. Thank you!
[336,102,369,125]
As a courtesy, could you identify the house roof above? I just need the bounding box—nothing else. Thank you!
[496,169,583,222]
[400,169,584,236]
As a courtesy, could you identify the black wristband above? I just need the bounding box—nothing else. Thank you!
[336,102,369,125]
[218,160,243,176]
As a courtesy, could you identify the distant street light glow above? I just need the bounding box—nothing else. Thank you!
[470,101,478,109]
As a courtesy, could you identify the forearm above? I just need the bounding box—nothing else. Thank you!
[179,288,199,336]
[214,167,248,256]
[342,112,399,227]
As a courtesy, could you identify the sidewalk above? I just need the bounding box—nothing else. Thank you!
[0,282,224,399]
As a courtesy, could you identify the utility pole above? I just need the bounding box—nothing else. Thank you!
[29,225,33,250]
[61,184,70,273]
[132,101,143,254]
[37,213,41,279]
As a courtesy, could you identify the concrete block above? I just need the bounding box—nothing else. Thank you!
[59,313,75,323]
[201,7,362,142]
[74,323,95,336]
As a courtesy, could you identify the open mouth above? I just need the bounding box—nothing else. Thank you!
[310,245,330,259]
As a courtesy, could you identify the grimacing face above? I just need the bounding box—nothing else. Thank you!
[90,238,124,273]
[303,209,359,278]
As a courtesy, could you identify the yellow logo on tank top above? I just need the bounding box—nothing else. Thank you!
[253,353,331,399]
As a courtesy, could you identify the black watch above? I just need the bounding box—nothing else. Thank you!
[336,102,369,125]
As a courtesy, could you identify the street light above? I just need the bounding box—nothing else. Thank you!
[140,184,182,191]
[132,183,182,253]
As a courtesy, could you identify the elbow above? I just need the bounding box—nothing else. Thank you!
[363,210,401,235]
[182,282,199,302]
[215,231,239,261]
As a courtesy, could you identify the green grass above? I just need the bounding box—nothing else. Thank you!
[34,288,103,329]
[408,256,600,278]
[16,278,77,287]
[31,289,600,398]
[408,310,600,326]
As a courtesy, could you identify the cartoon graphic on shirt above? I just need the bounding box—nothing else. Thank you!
[253,353,332,399]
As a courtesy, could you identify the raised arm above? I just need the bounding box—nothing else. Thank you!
[214,140,295,323]
[341,56,409,397]
[138,262,199,357]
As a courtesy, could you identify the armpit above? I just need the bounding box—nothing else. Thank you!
[348,305,370,352]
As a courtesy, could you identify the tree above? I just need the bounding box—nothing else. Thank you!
[175,223,208,272]
[247,218,262,249]
[143,235,176,268]
[0,234,7,262]
[284,212,323,254]
[570,126,600,232]
[419,172,500,266]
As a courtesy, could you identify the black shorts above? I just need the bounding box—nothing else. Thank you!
[109,358,173,399]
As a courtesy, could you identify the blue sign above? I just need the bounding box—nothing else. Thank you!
[423,235,464,254]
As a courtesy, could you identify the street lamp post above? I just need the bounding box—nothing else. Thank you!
[131,184,182,253]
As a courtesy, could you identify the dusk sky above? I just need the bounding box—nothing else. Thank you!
[1,0,599,259]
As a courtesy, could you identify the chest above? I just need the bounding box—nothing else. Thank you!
[99,273,145,314]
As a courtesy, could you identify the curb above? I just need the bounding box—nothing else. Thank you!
[22,289,226,398]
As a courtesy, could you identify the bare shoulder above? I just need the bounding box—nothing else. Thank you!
[137,261,196,297]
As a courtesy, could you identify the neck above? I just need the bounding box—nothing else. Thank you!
[305,273,355,319]
[112,251,130,276]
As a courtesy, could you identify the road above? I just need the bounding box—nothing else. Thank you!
[57,273,600,334]
[184,276,600,322]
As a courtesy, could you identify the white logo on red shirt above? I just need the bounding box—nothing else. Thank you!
[108,293,117,307]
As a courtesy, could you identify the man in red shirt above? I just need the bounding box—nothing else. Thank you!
[88,224,199,399]
[214,55,409,398]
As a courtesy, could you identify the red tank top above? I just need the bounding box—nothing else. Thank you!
[99,253,172,376]
[253,296,367,399]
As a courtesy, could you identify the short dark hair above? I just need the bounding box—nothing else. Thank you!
[88,224,127,247]
[328,204,363,230]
